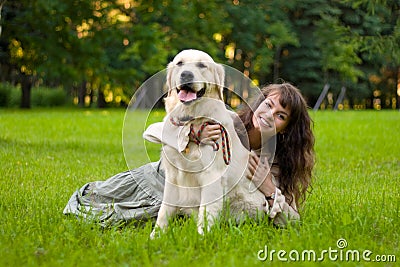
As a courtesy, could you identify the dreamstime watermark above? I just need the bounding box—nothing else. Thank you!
[257,238,397,263]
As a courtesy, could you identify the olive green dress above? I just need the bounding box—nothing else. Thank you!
[63,161,165,226]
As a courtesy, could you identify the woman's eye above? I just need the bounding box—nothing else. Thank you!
[265,101,271,108]
[278,114,286,120]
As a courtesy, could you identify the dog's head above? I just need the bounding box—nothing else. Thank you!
[164,49,225,113]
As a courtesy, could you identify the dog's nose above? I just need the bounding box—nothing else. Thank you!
[180,71,194,83]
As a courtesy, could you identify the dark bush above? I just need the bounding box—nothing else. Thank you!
[31,87,67,107]
[0,83,13,107]
[0,85,68,107]
[9,88,21,107]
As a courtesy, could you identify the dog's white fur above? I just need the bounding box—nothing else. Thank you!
[151,49,265,237]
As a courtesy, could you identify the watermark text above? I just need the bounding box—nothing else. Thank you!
[257,238,396,263]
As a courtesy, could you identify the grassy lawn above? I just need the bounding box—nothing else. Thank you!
[1,108,399,266]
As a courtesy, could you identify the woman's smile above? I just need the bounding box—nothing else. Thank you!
[259,116,272,128]
[252,93,291,135]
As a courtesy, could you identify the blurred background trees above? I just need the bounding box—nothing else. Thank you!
[0,0,398,109]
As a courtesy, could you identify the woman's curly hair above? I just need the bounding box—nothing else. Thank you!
[236,83,315,208]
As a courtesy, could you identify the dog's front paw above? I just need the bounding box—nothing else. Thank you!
[197,226,204,235]
[197,223,211,235]
[150,228,160,239]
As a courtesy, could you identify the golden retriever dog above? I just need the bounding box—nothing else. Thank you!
[146,49,266,237]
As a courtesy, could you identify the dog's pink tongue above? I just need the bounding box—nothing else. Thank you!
[178,90,197,102]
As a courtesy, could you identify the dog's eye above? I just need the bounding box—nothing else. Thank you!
[197,62,207,68]
[176,61,183,66]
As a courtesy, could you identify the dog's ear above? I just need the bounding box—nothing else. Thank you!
[214,63,225,100]
[166,61,174,96]
[164,61,180,114]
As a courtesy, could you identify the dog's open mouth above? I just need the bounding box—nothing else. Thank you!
[177,84,205,103]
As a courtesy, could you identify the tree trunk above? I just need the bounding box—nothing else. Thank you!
[0,0,6,38]
[97,89,106,108]
[20,74,32,109]
[397,66,400,110]
[78,80,86,107]
[273,46,282,82]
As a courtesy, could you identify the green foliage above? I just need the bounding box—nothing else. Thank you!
[0,84,67,107]
[278,0,399,105]
[0,82,12,106]
[0,109,399,266]
[0,83,21,107]
[279,0,333,99]
[315,14,364,83]
[31,87,67,107]
[0,0,399,108]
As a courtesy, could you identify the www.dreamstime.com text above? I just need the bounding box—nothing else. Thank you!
[257,238,397,263]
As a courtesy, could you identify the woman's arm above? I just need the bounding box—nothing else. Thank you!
[144,121,221,152]
[246,152,300,226]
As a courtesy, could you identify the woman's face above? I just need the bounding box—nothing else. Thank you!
[252,93,291,137]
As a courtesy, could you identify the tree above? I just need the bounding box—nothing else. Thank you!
[277,0,336,104]
[0,0,398,109]
[0,0,5,37]
[1,0,103,108]
[318,0,400,108]
[213,0,299,87]
[347,0,400,108]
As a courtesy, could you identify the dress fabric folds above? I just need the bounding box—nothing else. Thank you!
[63,161,165,226]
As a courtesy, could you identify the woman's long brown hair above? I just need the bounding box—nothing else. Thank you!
[236,83,315,208]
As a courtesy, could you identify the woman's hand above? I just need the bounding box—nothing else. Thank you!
[246,152,268,185]
[190,123,221,144]
[246,151,276,197]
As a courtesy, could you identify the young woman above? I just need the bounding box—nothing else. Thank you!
[64,83,315,227]
[241,83,314,225]
[195,83,315,225]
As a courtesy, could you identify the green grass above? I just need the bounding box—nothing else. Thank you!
[1,108,399,266]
